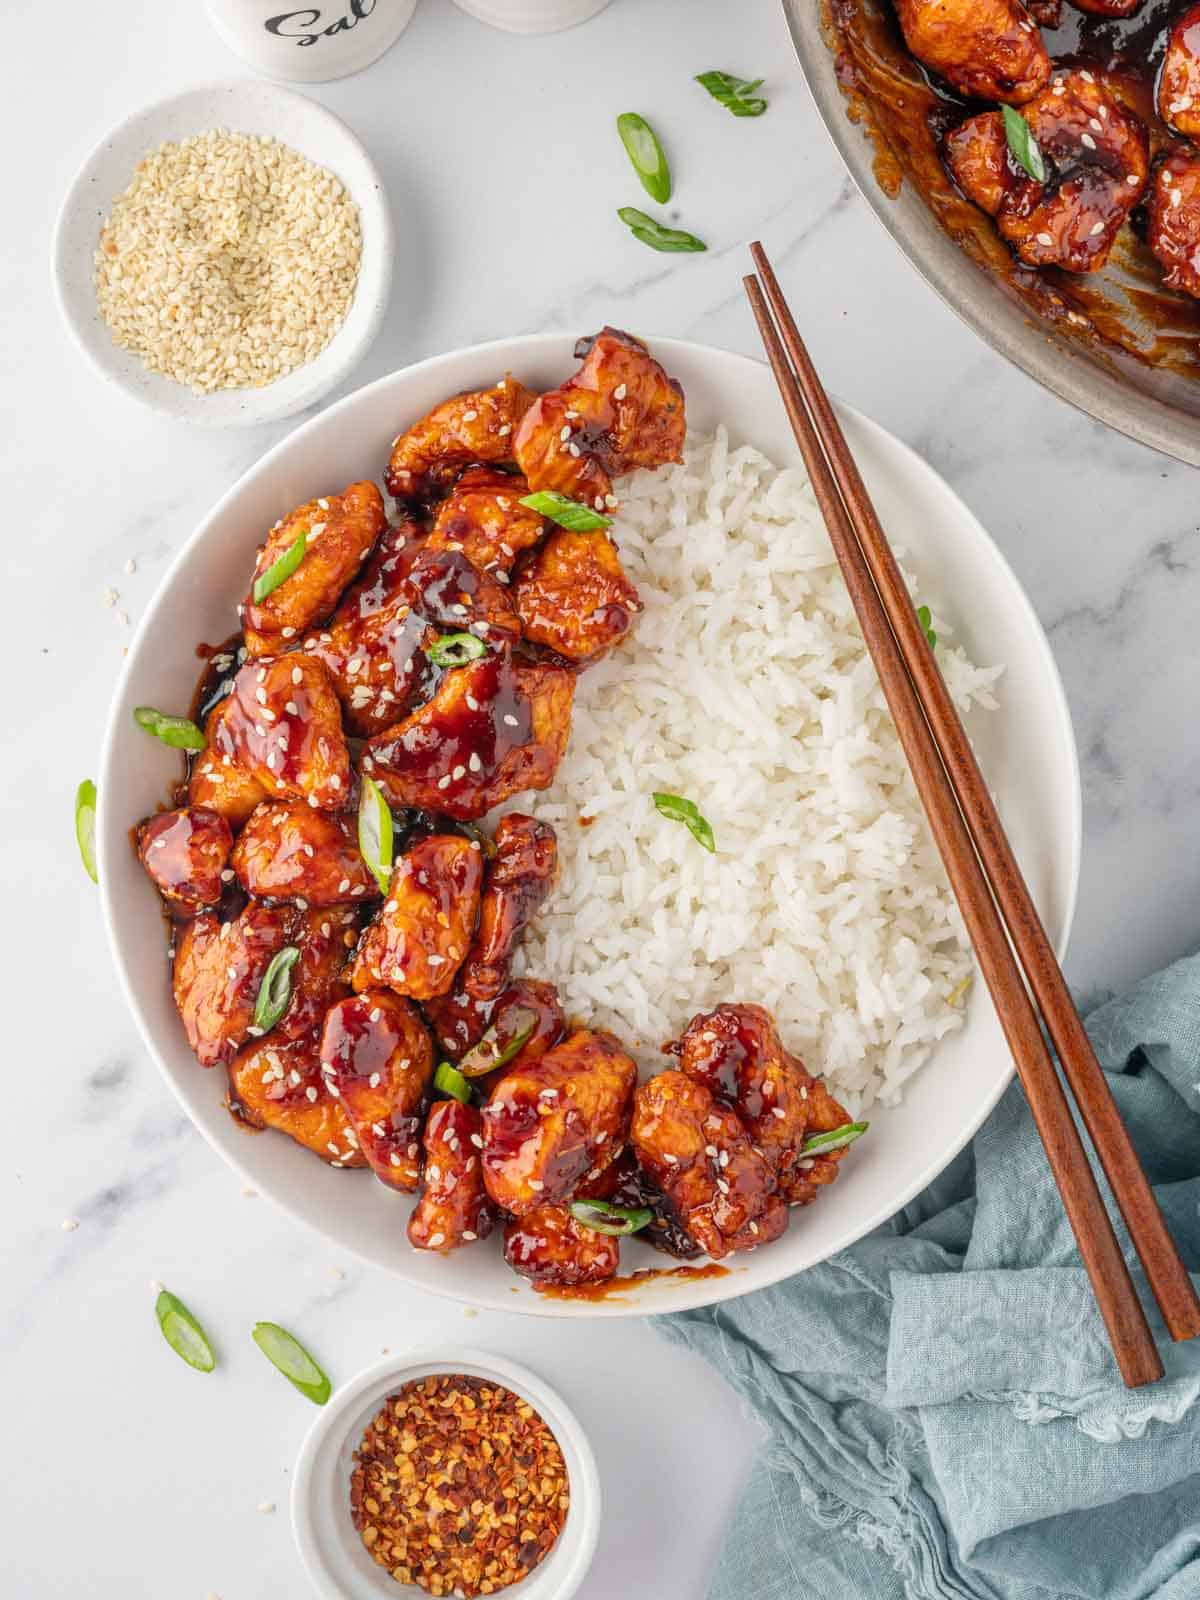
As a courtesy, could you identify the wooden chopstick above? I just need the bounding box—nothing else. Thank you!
[743,261,1166,1388]
[749,243,1200,1349]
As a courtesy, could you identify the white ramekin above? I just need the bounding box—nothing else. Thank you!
[448,0,613,34]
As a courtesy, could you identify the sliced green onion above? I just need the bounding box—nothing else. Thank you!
[251,1321,331,1405]
[253,945,300,1032]
[519,490,612,532]
[617,112,672,203]
[916,604,937,650]
[695,70,768,118]
[155,1289,215,1373]
[252,529,308,605]
[801,1121,869,1156]
[458,1008,537,1078]
[358,774,394,895]
[434,1061,473,1103]
[1000,104,1047,185]
[569,1199,653,1236]
[133,706,207,751]
[75,779,98,884]
[617,207,707,254]
[652,791,716,853]
[428,632,488,668]
[946,972,974,1008]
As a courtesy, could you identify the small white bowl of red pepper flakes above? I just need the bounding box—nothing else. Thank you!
[292,1347,601,1599]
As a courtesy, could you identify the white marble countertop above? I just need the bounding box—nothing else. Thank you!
[6,0,1200,1595]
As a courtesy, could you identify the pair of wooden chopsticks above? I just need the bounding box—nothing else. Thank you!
[745,241,1200,1388]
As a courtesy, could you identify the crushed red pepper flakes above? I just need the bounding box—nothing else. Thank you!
[350,1373,569,1597]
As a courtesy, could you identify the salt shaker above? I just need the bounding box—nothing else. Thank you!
[205,0,419,82]
[448,0,613,32]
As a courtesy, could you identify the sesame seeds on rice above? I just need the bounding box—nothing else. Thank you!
[94,128,362,394]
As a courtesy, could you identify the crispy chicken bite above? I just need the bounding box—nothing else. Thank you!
[362,655,575,822]
[1147,151,1200,298]
[894,0,1050,104]
[350,834,484,1001]
[242,481,386,657]
[776,1074,855,1207]
[407,1100,495,1252]
[1160,6,1200,139]
[138,806,232,909]
[273,905,360,1043]
[944,72,1148,273]
[631,1071,786,1260]
[401,546,522,649]
[229,1032,366,1168]
[597,1149,701,1261]
[319,990,434,1190]
[426,466,547,577]
[503,1204,620,1287]
[513,529,642,663]
[303,520,437,739]
[513,328,685,508]
[427,973,566,1076]
[385,379,537,502]
[189,701,269,830]
[480,1029,637,1217]
[173,900,299,1068]
[221,655,351,811]
[231,801,377,906]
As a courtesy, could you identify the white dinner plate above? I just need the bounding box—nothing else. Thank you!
[97,334,1081,1317]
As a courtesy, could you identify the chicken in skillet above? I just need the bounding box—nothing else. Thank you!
[894,0,1051,104]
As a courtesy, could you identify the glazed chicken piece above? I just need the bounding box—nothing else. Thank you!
[242,481,386,657]
[350,833,484,1001]
[407,1099,495,1252]
[272,906,361,1044]
[401,546,522,649]
[319,990,434,1190]
[480,1029,637,1217]
[631,1071,786,1259]
[894,0,1051,104]
[776,1074,856,1207]
[137,806,232,909]
[427,973,566,1076]
[1147,152,1200,298]
[231,801,377,906]
[1160,6,1200,140]
[303,519,437,739]
[513,328,685,508]
[425,466,547,577]
[229,1032,366,1168]
[1025,0,1060,24]
[173,900,300,1068]
[1068,0,1141,12]
[503,1203,620,1288]
[597,1149,701,1261]
[385,379,537,502]
[944,71,1148,272]
[513,529,642,663]
[189,701,269,830]
[219,655,351,811]
[362,655,575,822]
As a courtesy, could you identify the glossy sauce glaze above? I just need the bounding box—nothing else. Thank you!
[534,1260,731,1302]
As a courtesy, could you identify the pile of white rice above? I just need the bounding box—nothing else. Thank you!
[513,428,1003,1117]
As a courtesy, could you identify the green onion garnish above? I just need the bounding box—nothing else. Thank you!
[1000,104,1047,185]
[251,1322,331,1405]
[252,529,308,605]
[617,112,672,203]
[569,1199,653,1236]
[519,490,613,532]
[133,706,207,751]
[652,792,716,853]
[155,1289,215,1373]
[253,945,300,1032]
[801,1121,869,1156]
[357,774,394,896]
[617,207,707,254]
[458,1009,538,1078]
[916,604,937,650]
[75,779,98,884]
[434,1061,473,1104]
[695,70,768,118]
[428,632,487,668]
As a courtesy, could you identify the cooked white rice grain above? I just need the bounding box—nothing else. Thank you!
[513,428,1002,1117]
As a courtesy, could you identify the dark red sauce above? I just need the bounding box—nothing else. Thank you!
[534,1261,731,1302]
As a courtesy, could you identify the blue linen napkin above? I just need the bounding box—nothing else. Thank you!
[658,952,1200,1600]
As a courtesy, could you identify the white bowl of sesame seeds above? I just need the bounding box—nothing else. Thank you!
[52,81,393,427]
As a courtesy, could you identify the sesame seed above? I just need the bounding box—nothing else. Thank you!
[257,1502,276,1515]
[1037,232,1054,246]
[428,1232,445,1248]
[503,714,519,727]
[1081,133,1096,150]
[614,383,627,400]
[461,408,479,422]
[559,425,571,442]
[61,1217,80,1232]
[528,1179,544,1191]
[1090,220,1106,235]
[306,1086,318,1102]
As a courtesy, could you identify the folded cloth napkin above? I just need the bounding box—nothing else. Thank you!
[658,952,1200,1600]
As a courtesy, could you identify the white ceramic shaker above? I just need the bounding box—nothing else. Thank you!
[204,0,418,82]
[449,0,613,33]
